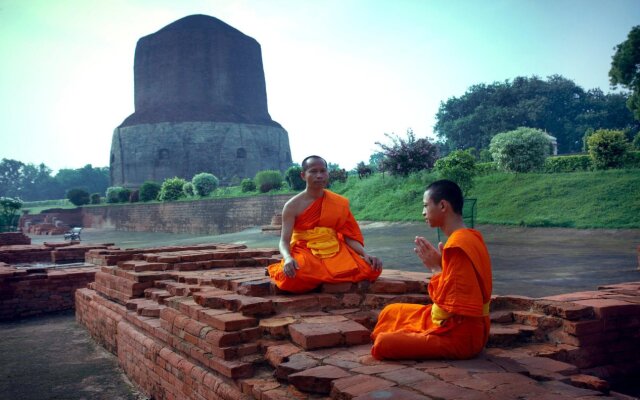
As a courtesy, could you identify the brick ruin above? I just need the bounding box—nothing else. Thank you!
[1,238,638,398]
[74,244,639,399]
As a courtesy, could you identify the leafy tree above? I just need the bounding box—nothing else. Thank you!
[66,188,90,206]
[192,173,219,197]
[0,159,25,198]
[356,161,373,179]
[633,132,640,150]
[139,181,161,202]
[587,129,629,170]
[489,127,551,173]
[183,182,195,197]
[609,26,640,120]
[158,177,187,201]
[254,170,283,193]
[376,129,439,176]
[434,150,477,196]
[241,178,256,192]
[55,164,109,196]
[368,152,384,172]
[90,193,101,204]
[117,188,131,203]
[329,168,348,184]
[106,187,124,203]
[0,197,22,232]
[285,166,305,190]
[435,75,639,154]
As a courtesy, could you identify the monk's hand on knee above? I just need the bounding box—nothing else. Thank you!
[414,236,442,273]
[364,253,383,271]
[283,258,299,278]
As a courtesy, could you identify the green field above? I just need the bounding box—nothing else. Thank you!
[330,169,640,229]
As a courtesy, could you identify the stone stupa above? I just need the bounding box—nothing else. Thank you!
[110,14,292,187]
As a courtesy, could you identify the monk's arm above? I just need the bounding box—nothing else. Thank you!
[345,237,383,271]
[279,203,299,277]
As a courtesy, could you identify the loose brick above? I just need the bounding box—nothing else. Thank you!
[288,365,351,394]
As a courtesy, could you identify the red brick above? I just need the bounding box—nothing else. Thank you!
[265,343,302,367]
[330,374,395,399]
[369,279,407,294]
[573,298,640,318]
[288,365,351,394]
[569,374,610,392]
[288,323,342,350]
[378,367,435,385]
[259,316,297,338]
[197,309,257,331]
[275,353,320,380]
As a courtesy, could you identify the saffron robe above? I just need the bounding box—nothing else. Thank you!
[371,228,492,360]
[267,190,381,293]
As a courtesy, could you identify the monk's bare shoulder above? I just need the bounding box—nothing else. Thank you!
[283,191,315,218]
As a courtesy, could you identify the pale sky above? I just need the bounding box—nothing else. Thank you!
[1,0,639,173]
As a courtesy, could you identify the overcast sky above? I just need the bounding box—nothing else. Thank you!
[1,0,639,173]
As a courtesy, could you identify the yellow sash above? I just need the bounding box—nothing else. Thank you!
[431,301,491,326]
[291,227,340,258]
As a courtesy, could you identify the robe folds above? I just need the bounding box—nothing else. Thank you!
[267,190,381,293]
[371,228,492,360]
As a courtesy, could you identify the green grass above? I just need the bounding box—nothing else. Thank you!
[21,199,75,214]
[330,169,640,229]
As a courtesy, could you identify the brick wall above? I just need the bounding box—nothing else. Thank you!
[81,194,290,234]
[0,264,98,320]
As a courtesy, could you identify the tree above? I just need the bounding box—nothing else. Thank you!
[0,197,22,232]
[158,178,187,201]
[55,164,109,196]
[241,178,256,192]
[609,26,640,120]
[434,150,477,196]
[285,166,305,190]
[192,173,219,196]
[139,181,161,202]
[587,129,629,170]
[435,75,639,154]
[0,159,25,198]
[66,188,91,206]
[254,170,283,193]
[376,129,439,176]
[489,127,551,173]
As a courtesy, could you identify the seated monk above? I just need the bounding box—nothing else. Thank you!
[267,155,382,293]
[371,179,492,360]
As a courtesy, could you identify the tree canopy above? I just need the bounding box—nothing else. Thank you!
[0,159,109,201]
[435,75,639,154]
[609,25,640,120]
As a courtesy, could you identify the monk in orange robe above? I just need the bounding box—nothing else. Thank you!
[267,155,382,293]
[371,179,492,360]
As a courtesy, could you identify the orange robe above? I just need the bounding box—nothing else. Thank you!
[267,190,381,293]
[371,228,492,360]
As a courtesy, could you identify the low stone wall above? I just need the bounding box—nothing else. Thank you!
[74,243,640,399]
[0,232,31,245]
[0,263,98,320]
[81,194,289,234]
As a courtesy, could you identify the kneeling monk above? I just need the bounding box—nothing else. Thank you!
[371,179,492,360]
[267,155,382,293]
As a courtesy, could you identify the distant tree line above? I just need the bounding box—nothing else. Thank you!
[0,159,109,201]
[434,74,640,155]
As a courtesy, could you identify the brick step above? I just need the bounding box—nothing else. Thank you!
[487,323,541,348]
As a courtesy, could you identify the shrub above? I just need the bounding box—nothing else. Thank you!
[106,186,125,203]
[117,188,131,203]
[158,177,187,201]
[66,188,90,206]
[139,181,161,202]
[129,190,139,203]
[356,162,373,179]
[623,150,640,169]
[489,127,550,173]
[0,197,22,232]
[192,172,219,196]
[90,193,101,204]
[376,129,439,176]
[434,150,477,196]
[587,129,629,170]
[543,155,591,173]
[241,178,256,192]
[329,168,348,184]
[633,132,640,150]
[285,166,305,190]
[254,170,283,193]
[476,162,498,175]
[182,182,194,197]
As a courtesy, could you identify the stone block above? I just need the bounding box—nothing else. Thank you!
[288,323,342,350]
